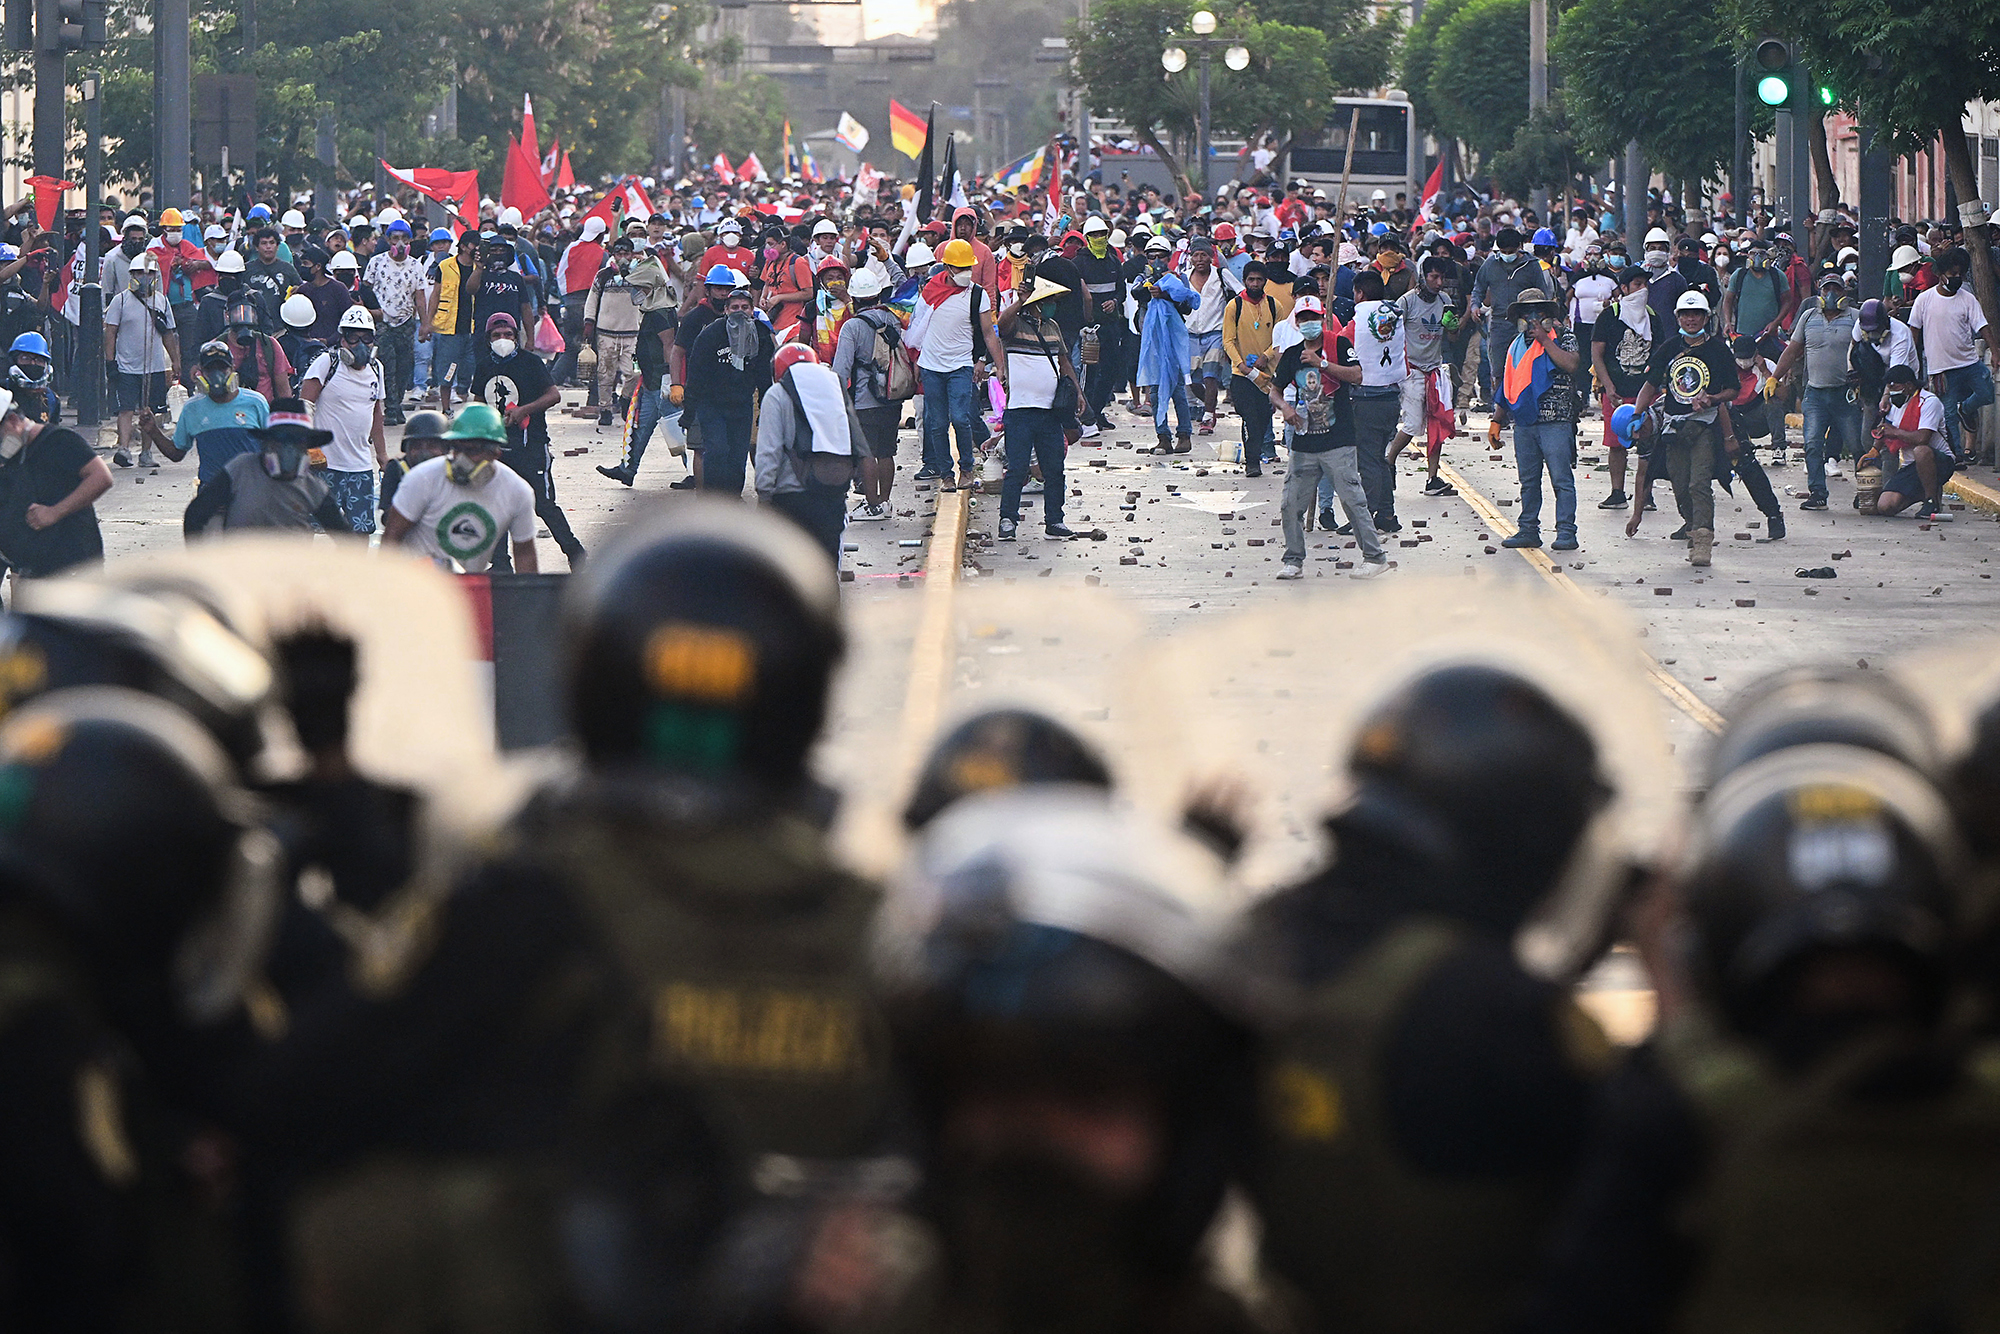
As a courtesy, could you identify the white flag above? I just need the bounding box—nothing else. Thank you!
[835,112,870,153]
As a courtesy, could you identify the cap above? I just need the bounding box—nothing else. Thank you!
[718,217,743,234]
[121,213,149,233]
[484,311,518,332]
[203,224,229,241]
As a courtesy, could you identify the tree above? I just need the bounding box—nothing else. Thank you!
[1249,0,1398,94]
[1740,0,2000,330]
[689,74,792,164]
[1426,0,1528,159]
[1554,0,1766,194]
[1487,95,1600,201]
[1398,0,1474,139]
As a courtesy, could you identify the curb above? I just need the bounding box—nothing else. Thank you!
[892,485,970,779]
[1946,472,2000,516]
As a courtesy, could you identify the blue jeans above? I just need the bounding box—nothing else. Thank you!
[323,467,377,535]
[1513,417,1577,540]
[1937,361,1995,459]
[430,332,473,393]
[697,406,753,497]
[1001,407,1066,528]
[625,386,672,471]
[1152,371,1193,437]
[921,365,977,476]
[412,329,433,392]
[1801,384,1862,502]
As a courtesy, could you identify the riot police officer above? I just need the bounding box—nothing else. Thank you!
[0,686,280,1332]
[1239,663,1619,1334]
[873,786,1265,1334]
[902,707,1113,830]
[1530,744,1999,1333]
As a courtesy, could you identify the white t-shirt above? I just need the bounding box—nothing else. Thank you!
[1351,299,1407,388]
[913,283,978,373]
[1887,387,1950,462]
[305,352,385,473]
[390,454,537,572]
[1909,284,1989,374]
[1570,273,1616,327]
[1251,147,1275,173]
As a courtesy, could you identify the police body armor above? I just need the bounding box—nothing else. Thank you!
[1255,918,1568,1334]
[1659,1015,2000,1334]
[534,789,893,1176]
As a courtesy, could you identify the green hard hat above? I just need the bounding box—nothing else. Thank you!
[442,401,507,447]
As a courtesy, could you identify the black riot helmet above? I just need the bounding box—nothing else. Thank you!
[1681,744,1962,1052]
[0,687,279,1026]
[1338,663,1610,931]
[880,788,1251,1288]
[0,581,274,770]
[562,499,842,788]
[1948,691,2000,861]
[903,708,1113,830]
[1707,665,1939,786]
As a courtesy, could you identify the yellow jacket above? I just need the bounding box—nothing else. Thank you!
[429,256,469,336]
[1223,288,1288,387]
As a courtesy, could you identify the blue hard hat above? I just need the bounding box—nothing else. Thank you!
[1278,227,1296,242]
[429,227,453,243]
[248,204,271,220]
[1369,221,1390,236]
[9,332,48,358]
[691,194,705,207]
[1532,227,1559,247]
[385,219,413,236]
[1610,403,1640,446]
[704,264,738,286]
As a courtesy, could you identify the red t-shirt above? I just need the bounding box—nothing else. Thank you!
[699,243,758,279]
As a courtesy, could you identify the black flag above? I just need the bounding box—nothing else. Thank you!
[914,103,937,224]
[936,132,959,221]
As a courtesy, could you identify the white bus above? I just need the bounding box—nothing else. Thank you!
[1286,96,1421,210]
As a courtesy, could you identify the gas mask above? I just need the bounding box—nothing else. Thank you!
[200,365,238,398]
[446,449,495,486]
[228,319,257,341]
[1820,290,1843,315]
[390,242,409,259]
[132,275,156,297]
[261,442,307,480]
[121,236,146,257]
[9,359,50,390]
[489,338,517,360]
[339,341,373,369]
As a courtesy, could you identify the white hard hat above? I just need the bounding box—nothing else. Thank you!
[499,206,523,228]
[1837,246,1859,265]
[130,251,160,272]
[1675,290,1711,314]
[376,207,403,225]
[1110,229,1129,248]
[281,209,307,229]
[1370,189,1386,201]
[1891,244,1922,270]
[329,249,358,272]
[1145,233,1172,252]
[281,293,316,328]
[1700,231,1718,246]
[905,241,935,267]
[1644,227,1671,245]
[345,214,369,229]
[1081,215,1110,235]
[812,218,838,236]
[849,268,886,300]
[121,213,149,233]
[338,304,376,332]
[212,248,245,273]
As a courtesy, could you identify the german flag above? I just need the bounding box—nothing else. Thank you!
[890,99,928,160]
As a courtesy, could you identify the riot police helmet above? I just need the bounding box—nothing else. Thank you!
[903,708,1112,830]
[1707,665,1939,786]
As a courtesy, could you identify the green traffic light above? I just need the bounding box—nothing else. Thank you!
[1757,74,1790,105]
[1819,85,1834,105]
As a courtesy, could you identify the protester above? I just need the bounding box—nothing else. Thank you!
[830,267,904,520]
[104,251,180,469]
[300,304,388,534]
[182,397,348,535]
[683,280,775,496]
[994,273,1083,541]
[383,401,539,571]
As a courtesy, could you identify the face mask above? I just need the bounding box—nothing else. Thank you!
[261,443,305,480]
[1008,243,1024,257]
[1298,321,1324,341]
[1943,275,1964,294]
[489,339,516,360]
[1087,237,1108,258]
[1644,250,1669,271]
[390,242,409,259]
[122,237,145,257]
[1890,390,1912,406]
[446,450,494,485]
[1607,255,1627,269]
[950,269,974,288]
[10,361,49,389]
[340,342,373,369]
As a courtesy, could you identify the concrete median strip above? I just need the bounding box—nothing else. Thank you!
[892,486,972,782]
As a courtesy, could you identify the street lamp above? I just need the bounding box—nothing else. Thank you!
[1162,10,1243,201]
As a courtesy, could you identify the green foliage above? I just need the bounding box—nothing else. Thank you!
[1397,0,1473,137]
[1487,95,1586,198]
[1555,0,1765,186]
[1211,20,1336,144]
[689,75,792,164]
[1427,0,1527,157]
[1249,0,1399,95]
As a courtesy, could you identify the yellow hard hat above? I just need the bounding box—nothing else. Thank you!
[159,207,185,228]
[938,238,977,268]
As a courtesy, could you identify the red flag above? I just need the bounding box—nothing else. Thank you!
[501,135,552,218]
[520,94,539,174]
[623,180,653,218]
[541,137,561,187]
[741,151,768,183]
[23,175,72,232]
[1419,157,1444,211]
[577,190,619,235]
[712,153,736,183]
[381,162,481,232]
[556,149,575,190]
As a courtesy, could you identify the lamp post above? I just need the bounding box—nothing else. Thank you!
[1162,11,1248,201]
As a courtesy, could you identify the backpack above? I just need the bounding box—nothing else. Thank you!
[776,370,857,488]
[858,308,918,402]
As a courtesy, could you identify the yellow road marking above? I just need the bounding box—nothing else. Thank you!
[1947,472,2000,516]
[1439,461,1725,736]
[894,486,971,779]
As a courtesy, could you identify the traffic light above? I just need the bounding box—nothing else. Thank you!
[58,0,104,49]
[1818,83,1835,106]
[1754,37,1796,107]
